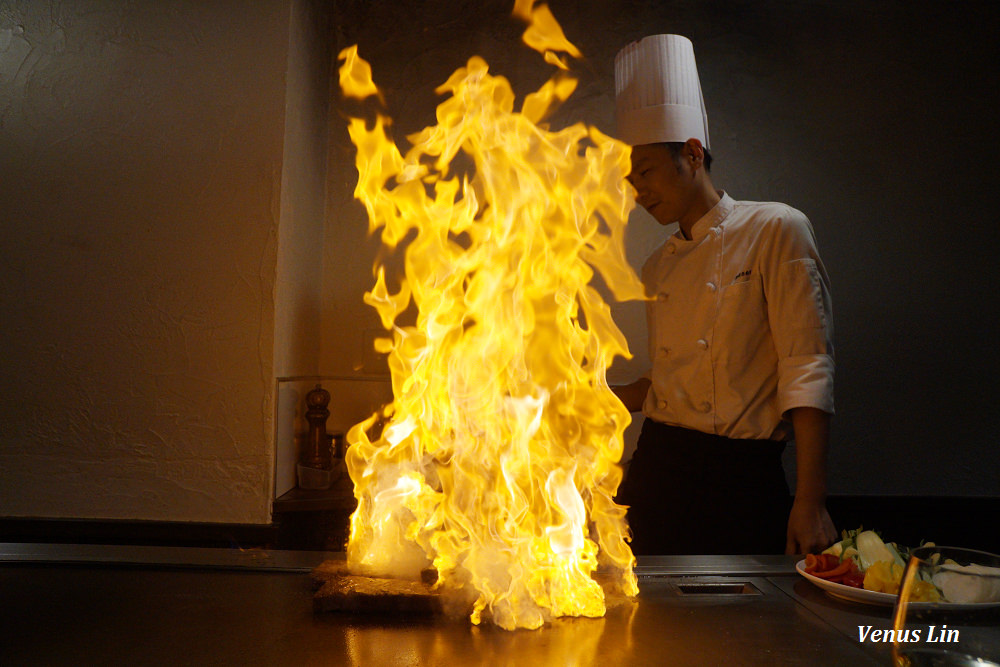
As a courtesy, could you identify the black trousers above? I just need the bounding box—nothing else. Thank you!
[616,419,791,555]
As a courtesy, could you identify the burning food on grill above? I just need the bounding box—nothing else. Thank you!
[312,560,441,615]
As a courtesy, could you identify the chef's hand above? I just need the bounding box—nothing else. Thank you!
[785,497,837,555]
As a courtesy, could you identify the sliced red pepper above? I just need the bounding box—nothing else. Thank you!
[840,571,865,589]
[804,553,840,574]
[811,559,853,579]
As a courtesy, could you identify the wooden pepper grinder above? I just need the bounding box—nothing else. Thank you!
[302,384,332,470]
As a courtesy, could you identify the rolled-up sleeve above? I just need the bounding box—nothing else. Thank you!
[764,213,835,416]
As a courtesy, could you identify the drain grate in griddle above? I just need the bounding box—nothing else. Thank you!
[675,582,761,596]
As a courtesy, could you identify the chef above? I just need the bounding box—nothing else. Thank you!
[612,34,838,555]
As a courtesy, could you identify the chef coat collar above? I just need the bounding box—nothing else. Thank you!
[675,191,734,242]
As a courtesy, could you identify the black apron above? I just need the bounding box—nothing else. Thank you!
[616,419,791,555]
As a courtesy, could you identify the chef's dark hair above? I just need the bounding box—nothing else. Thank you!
[662,142,713,173]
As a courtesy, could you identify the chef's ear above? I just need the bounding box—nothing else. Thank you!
[684,138,706,169]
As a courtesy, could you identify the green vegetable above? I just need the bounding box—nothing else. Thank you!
[884,542,908,569]
[856,530,906,571]
[823,526,864,565]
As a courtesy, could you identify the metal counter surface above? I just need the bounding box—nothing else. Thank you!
[0,545,890,666]
[772,572,1000,665]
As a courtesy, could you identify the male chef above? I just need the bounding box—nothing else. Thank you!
[612,34,838,555]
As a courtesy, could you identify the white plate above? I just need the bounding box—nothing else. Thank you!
[796,559,896,606]
[795,560,1000,610]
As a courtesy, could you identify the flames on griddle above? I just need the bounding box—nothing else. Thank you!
[339,0,644,630]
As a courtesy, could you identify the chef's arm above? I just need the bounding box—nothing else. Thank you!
[785,406,838,555]
[612,377,651,413]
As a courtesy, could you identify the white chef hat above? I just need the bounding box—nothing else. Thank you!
[614,34,710,149]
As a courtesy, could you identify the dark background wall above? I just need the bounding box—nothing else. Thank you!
[321,0,1000,497]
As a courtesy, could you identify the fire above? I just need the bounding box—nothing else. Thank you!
[340,2,644,630]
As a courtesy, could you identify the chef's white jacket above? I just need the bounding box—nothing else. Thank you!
[641,192,834,441]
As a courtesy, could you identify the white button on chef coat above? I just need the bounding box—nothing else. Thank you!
[641,192,834,441]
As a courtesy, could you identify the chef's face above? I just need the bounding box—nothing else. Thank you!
[626,143,695,226]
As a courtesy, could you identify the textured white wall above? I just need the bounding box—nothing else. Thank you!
[274,0,329,381]
[0,0,296,524]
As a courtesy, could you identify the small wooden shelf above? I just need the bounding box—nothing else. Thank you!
[273,474,356,514]
[272,472,356,550]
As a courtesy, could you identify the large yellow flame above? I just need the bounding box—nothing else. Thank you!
[340,3,644,631]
